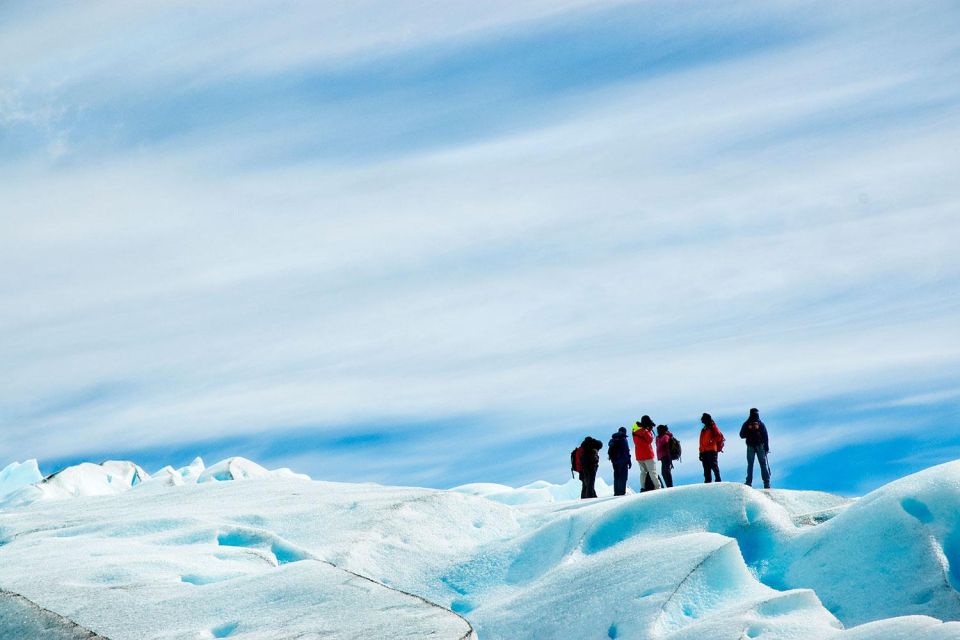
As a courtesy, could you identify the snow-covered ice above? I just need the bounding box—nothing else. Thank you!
[0,456,958,638]
[451,476,617,504]
[0,459,43,499]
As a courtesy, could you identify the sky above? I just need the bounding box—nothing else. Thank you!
[1,0,959,495]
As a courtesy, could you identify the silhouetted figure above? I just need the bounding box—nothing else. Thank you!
[608,427,632,496]
[740,408,771,489]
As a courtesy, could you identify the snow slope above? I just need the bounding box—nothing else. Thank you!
[0,457,958,639]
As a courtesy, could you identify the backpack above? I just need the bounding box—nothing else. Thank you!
[715,426,726,453]
[570,446,583,474]
[668,435,682,462]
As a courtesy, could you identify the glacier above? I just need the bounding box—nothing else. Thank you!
[0,457,958,639]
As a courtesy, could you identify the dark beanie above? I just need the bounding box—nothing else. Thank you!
[701,412,712,425]
[618,426,627,434]
[657,425,668,434]
[750,408,759,416]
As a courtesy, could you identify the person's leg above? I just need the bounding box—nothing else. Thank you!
[613,465,626,496]
[703,452,720,482]
[645,460,662,489]
[661,460,673,488]
[580,473,588,499]
[745,446,756,486]
[757,448,771,488]
[586,468,598,498]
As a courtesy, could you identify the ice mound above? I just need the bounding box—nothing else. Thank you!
[0,459,43,498]
[468,530,844,639]
[197,457,272,483]
[0,456,309,510]
[197,457,310,483]
[0,460,149,510]
[772,459,960,626]
[139,457,207,488]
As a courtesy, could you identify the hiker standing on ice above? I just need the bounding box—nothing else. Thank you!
[698,413,725,483]
[656,425,676,488]
[608,427,632,496]
[740,408,771,489]
[576,436,603,499]
[632,416,662,490]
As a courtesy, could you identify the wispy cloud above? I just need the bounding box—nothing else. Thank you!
[1,0,958,493]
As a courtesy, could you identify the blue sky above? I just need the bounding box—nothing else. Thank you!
[2,0,959,495]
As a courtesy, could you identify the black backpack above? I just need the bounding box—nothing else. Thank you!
[669,435,682,462]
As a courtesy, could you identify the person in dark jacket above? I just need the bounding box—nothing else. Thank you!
[579,436,604,499]
[740,408,771,489]
[608,427,632,496]
[699,413,724,483]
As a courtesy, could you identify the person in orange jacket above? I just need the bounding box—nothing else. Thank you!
[632,415,662,490]
[698,412,725,483]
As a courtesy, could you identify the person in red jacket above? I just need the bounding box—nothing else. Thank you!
[632,415,662,490]
[698,412,724,483]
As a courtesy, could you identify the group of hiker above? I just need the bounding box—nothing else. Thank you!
[571,408,771,499]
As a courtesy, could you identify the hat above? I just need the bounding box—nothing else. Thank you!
[701,412,712,424]
[656,424,668,434]
[618,426,627,434]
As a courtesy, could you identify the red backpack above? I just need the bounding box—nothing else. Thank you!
[570,446,584,476]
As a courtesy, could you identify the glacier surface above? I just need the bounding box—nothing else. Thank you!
[0,456,958,639]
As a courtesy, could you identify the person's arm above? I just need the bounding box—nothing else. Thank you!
[761,424,769,451]
[739,423,749,439]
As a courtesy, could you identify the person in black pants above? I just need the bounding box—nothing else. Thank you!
[656,425,674,488]
[579,436,603,499]
[740,408,771,489]
[608,427,632,496]
[699,413,725,483]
